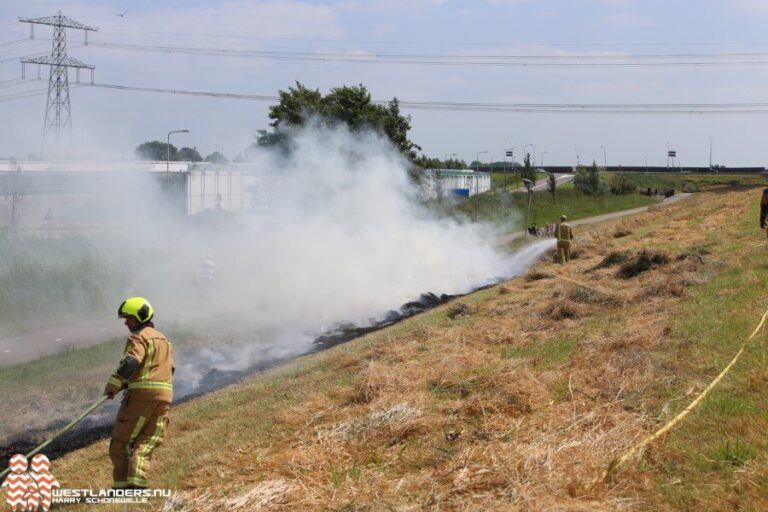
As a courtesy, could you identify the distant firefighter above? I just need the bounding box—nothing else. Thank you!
[760,188,768,236]
[556,215,574,263]
[195,254,220,298]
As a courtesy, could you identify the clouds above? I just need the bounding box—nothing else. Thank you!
[1,0,768,166]
[101,1,344,42]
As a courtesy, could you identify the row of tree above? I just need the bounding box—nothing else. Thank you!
[134,141,230,164]
[135,82,432,169]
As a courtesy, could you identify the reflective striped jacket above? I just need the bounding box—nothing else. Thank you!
[106,326,174,402]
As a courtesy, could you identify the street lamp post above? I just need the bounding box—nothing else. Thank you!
[504,146,514,189]
[490,155,499,173]
[600,145,607,169]
[522,178,534,236]
[167,129,190,175]
[575,148,583,167]
[523,144,535,165]
[476,150,488,172]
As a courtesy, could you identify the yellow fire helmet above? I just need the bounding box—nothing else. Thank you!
[117,297,154,323]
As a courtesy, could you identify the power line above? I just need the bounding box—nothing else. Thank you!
[0,44,83,65]
[84,26,768,49]
[6,78,768,114]
[0,78,27,89]
[82,39,768,67]
[0,86,51,102]
[64,81,768,114]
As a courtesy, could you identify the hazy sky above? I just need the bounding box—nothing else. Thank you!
[2,0,768,166]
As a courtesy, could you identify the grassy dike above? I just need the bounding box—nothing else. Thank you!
[453,187,657,228]
[638,191,768,510]
[37,186,768,510]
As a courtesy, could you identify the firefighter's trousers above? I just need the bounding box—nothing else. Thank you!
[557,240,571,263]
[110,395,170,488]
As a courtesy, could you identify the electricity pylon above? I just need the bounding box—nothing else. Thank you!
[19,12,98,157]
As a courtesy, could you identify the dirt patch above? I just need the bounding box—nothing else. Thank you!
[526,269,553,281]
[617,250,670,278]
[447,302,475,319]
[542,301,585,320]
[589,250,631,271]
[613,228,633,238]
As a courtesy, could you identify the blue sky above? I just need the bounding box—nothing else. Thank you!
[1,0,768,166]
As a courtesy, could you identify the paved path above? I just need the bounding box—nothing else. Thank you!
[497,192,691,246]
[0,319,124,366]
[510,174,574,193]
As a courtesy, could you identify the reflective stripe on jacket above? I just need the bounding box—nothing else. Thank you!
[106,326,174,402]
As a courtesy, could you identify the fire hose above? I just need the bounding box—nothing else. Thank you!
[0,395,108,481]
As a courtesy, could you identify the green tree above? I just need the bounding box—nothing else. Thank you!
[205,151,229,164]
[135,141,177,161]
[547,172,557,201]
[573,160,604,195]
[254,82,421,159]
[178,146,203,162]
[412,155,468,170]
[521,153,536,184]
[608,173,637,195]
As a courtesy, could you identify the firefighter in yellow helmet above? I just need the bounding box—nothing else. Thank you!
[556,214,574,263]
[104,297,174,489]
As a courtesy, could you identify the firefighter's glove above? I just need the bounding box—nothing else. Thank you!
[104,385,117,400]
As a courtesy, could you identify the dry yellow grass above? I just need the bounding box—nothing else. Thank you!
[34,188,768,511]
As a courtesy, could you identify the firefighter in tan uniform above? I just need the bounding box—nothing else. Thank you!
[104,297,174,489]
[556,214,574,263]
[760,188,768,236]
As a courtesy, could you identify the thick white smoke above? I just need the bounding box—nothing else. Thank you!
[0,123,553,444]
[206,124,514,331]
[157,123,552,392]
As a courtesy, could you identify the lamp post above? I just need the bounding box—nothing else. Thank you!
[476,150,488,172]
[490,155,499,173]
[600,145,607,169]
[523,144,534,165]
[522,178,534,236]
[166,129,190,175]
[574,148,583,167]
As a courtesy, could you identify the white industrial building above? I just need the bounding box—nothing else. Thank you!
[425,169,492,198]
[0,160,256,231]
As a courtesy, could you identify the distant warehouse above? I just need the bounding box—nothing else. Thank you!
[427,169,491,198]
[0,160,256,231]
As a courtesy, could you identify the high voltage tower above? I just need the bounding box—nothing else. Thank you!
[18,12,97,156]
